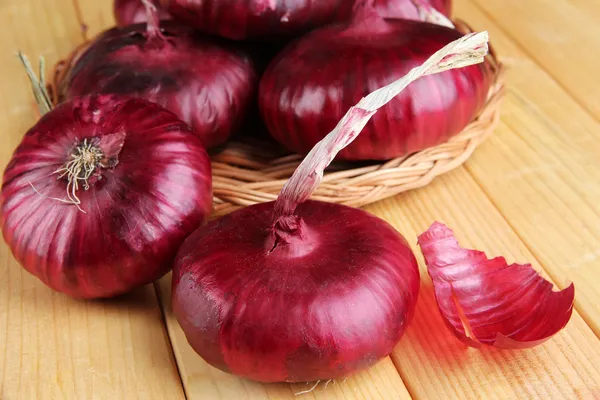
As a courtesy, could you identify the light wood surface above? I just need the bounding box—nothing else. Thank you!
[1,0,599,399]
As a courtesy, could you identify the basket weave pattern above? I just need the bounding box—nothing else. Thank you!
[210,50,505,218]
[49,21,505,220]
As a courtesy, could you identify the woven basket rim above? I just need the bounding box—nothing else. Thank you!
[210,23,506,218]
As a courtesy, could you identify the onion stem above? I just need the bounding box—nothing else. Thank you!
[142,0,166,43]
[17,52,53,116]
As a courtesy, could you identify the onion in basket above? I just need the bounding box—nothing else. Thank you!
[55,1,258,149]
[336,0,452,23]
[258,0,492,160]
[114,0,172,26]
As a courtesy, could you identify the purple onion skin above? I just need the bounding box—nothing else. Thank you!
[259,19,492,161]
[172,200,420,383]
[337,0,453,21]
[114,0,172,26]
[57,22,258,149]
[167,0,345,40]
[0,95,213,299]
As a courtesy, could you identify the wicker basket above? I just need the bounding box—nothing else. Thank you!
[47,20,504,219]
[210,25,505,218]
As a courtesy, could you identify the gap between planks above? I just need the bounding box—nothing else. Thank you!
[154,281,190,400]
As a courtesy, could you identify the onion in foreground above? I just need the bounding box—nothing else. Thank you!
[172,32,489,383]
[56,2,258,149]
[259,1,491,160]
[0,59,213,299]
[417,222,575,349]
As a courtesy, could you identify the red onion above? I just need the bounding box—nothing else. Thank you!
[417,222,575,349]
[337,0,452,22]
[172,33,488,383]
[114,0,171,26]
[1,59,213,298]
[259,3,492,161]
[166,0,344,40]
[55,3,258,149]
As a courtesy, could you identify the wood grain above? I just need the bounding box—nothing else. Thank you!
[453,0,600,336]
[2,0,600,399]
[72,0,113,39]
[0,1,185,399]
[465,0,600,120]
[365,174,600,400]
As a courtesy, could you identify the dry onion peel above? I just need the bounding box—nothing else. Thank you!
[417,222,575,349]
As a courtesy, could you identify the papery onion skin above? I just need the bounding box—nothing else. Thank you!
[337,0,452,22]
[259,18,491,160]
[166,0,345,40]
[172,200,420,383]
[417,222,575,349]
[55,22,258,149]
[114,0,172,26]
[0,95,213,299]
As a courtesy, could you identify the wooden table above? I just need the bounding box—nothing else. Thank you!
[1,1,600,399]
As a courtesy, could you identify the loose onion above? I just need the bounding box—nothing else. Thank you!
[114,0,171,26]
[417,222,575,349]
[259,2,492,160]
[1,59,213,299]
[55,2,258,149]
[172,32,489,383]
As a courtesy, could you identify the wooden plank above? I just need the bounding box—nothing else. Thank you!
[365,174,600,400]
[465,0,600,119]
[73,0,114,38]
[155,276,413,400]
[0,1,185,399]
[452,0,600,336]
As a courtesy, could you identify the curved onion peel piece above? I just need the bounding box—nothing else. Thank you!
[417,222,575,349]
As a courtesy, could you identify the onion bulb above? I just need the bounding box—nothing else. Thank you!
[172,32,489,383]
[337,0,452,23]
[418,222,575,349]
[259,2,492,160]
[166,0,344,40]
[0,57,213,299]
[55,2,258,149]
[114,0,171,26]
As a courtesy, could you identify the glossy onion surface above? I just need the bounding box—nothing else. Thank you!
[167,0,344,40]
[172,200,420,383]
[0,95,213,299]
[114,0,172,26]
[418,222,575,349]
[56,22,258,149]
[259,18,491,160]
[337,0,452,22]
